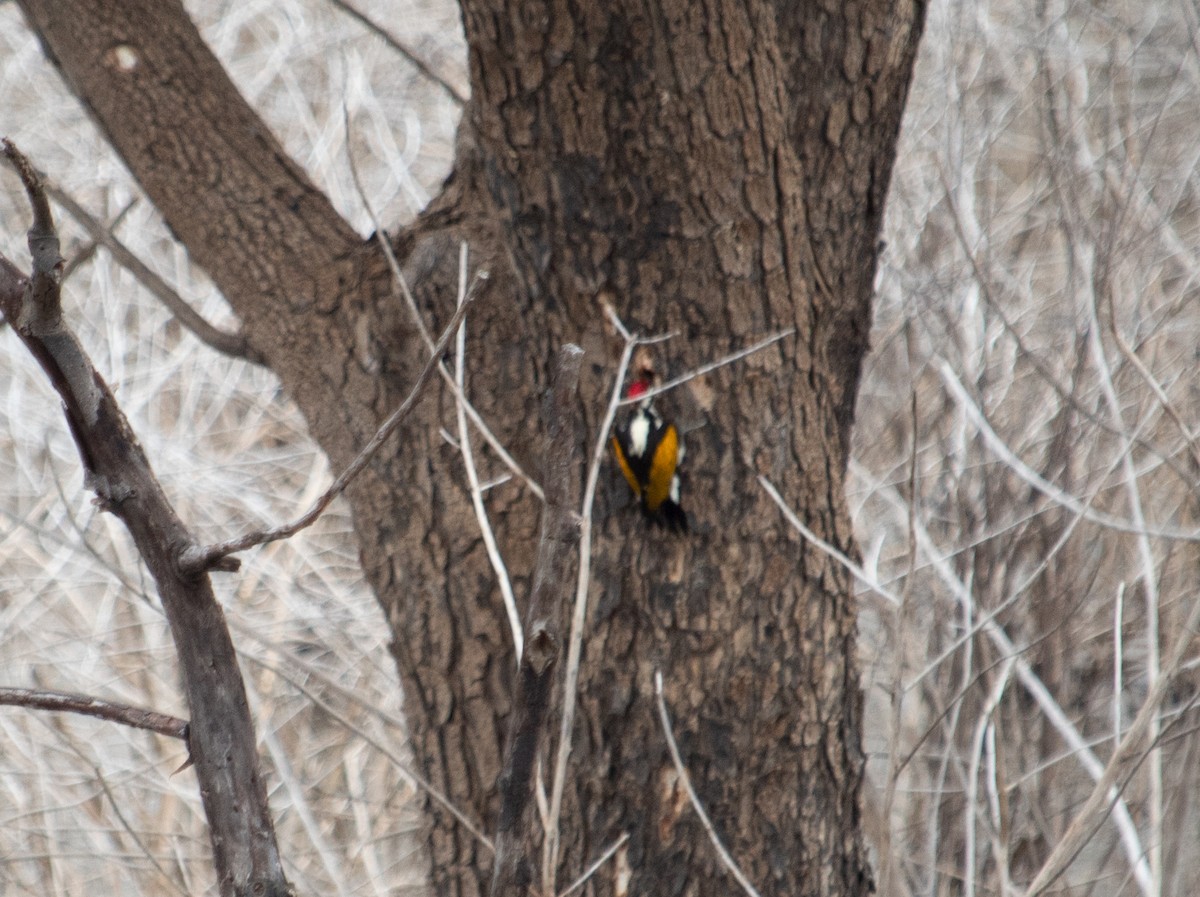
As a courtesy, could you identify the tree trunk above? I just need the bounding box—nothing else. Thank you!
[18,0,926,894]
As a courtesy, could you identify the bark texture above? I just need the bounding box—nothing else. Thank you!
[18,0,926,894]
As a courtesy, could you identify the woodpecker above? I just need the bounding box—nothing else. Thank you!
[610,372,688,533]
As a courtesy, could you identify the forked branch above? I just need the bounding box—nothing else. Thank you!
[179,276,481,575]
[0,139,289,897]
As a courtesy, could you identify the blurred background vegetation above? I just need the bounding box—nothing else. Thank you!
[2,0,1197,894]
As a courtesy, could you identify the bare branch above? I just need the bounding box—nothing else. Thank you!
[491,343,582,897]
[44,183,266,365]
[234,636,496,854]
[0,687,188,740]
[325,0,467,105]
[654,671,763,897]
[1105,302,1200,472]
[621,328,795,406]
[557,833,630,897]
[778,466,1156,891]
[543,325,637,894]
[179,283,478,574]
[1023,589,1200,896]
[342,111,544,501]
[937,360,1200,542]
[0,139,289,897]
[85,756,193,897]
[758,475,898,609]
[61,198,136,281]
[854,462,1152,897]
[454,241,522,661]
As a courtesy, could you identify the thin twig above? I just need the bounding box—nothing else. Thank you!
[236,647,495,853]
[44,183,265,364]
[542,329,637,894]
[654,671,763,897]
[778,465,1156,892]
[878,378,921,897]
[964,658,1016,897]
[621,329,795,406]
[1085,282,1163,897]
[342,110,543,501]
[454,242,522,662]
[325,0,467,105]
[868,467,1153,891]
[1104,299,1200,473]
[1023,588,1200,896]
[491,343,582,897]
[758,475,898,608]
[937,359,1200,542]
[0,687,188,740]
[244,676,353,897]
[180,287,477,574]
[557,833,630,897]
[61,198,136,280]
[87,758,192,897]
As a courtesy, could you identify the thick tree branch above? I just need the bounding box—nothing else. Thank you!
[0,687,189,740]
[18,0,360,329]
[490,343,582,897]
[0,140,288,897]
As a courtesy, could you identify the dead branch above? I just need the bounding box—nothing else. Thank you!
[61,198,136,280]
[0,139,289,897]
[0,687,188,740]
[490,343,583,897]
[326,0,467,105]
[44,182,266,365]
[179,278,480,575]
[654,671,762,897]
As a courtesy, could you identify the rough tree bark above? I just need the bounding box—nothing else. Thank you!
[16,0,926,894]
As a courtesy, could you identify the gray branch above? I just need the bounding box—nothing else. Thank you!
[0,686,189,740]
[0,139,290,897]
[490,343,583,897]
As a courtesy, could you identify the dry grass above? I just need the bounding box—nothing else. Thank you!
[1,0,1198,895]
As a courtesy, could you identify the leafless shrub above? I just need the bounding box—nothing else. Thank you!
[859,1,1200,895]
[2,0,1198,894]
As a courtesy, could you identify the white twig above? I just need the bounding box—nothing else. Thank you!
[557,833,630,897]
[654,671,763,897]
[873,473,1153,896]
[903,494,1092,692]
[1022,587,1200,897]
[236,643,495,854]
[621,329,795,406]
[343,116,543,501]
[964,657,1015,897]
[453,242,523,662]
[1085,292,1162,897]
[984,721,1016,897]
[758,475,899,608]
[246,678,352,897]
[1114,583,1125,741]
[936,360,1200,542]
[777,467,1154,895]
[542,330,637,894]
